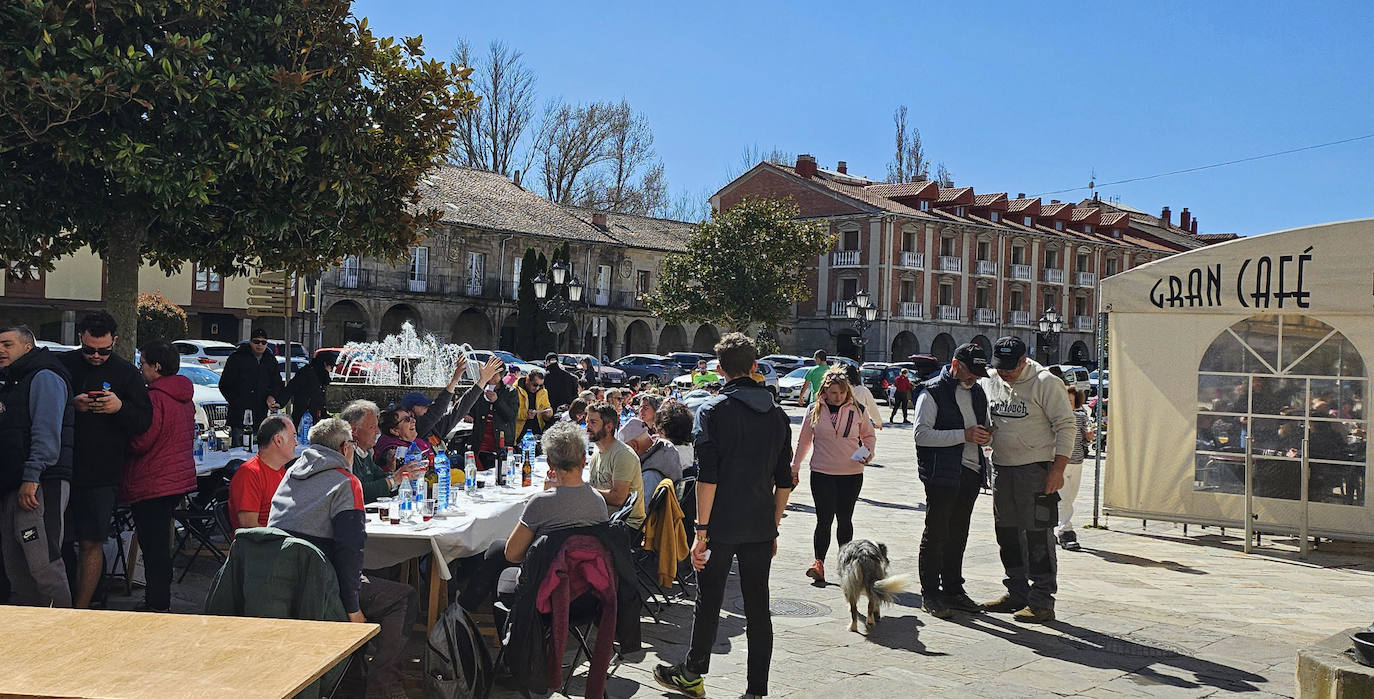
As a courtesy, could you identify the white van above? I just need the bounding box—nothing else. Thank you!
[1053,364,1091,393]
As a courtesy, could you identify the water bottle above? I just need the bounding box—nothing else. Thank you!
[504,446,515,487]
[397,477,414,522]
[299,412,313,445]
[434,450,450,511]
[194,433,204,462]
[464,452,477,497]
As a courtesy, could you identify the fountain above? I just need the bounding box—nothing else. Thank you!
[325,321,480,409]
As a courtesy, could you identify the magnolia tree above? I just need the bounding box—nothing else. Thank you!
[647,197,833,338]
[0,0,477,357]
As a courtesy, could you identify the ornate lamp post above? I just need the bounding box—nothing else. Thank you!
[533,260,584,352]
[846,290,879,353]
[1037,308,1065,364]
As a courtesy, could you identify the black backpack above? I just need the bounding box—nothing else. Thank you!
[425,601,493,699]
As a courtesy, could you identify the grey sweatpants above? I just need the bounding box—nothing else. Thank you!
[1,481,72,607]
[992,463,1058,609]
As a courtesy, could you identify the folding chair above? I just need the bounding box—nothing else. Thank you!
[173,495,227,582]
[607,490,660,621]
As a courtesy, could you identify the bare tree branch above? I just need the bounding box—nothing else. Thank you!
[449,38,536,176]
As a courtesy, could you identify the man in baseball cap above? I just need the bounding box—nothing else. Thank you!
[912,343,993,618]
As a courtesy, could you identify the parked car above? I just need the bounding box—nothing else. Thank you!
[1053,364,1092,394]
[1088,369,1109,397]
[179,364,227,433]
[610,354,676,385]
[904,354,944,380]
[861,362,904,404]
[326,347,391,381]
[663,352,714,377]
[469,349,540,377]
[777,366,809,403]
[276,356,310,377]
[36,340,79,353]
[672,359,779,394]
[173,339,238,369]
[760,354,814,374]
[558,354,627,386]
[268,340,309,362]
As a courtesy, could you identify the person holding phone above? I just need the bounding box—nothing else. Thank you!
[913,343,992,619]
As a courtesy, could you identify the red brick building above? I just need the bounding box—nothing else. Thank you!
[713,154,1222,364]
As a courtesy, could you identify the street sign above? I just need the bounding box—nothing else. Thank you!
[246,272,290,317]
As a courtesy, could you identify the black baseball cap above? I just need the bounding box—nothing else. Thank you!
[991,336,1028,370]
[952,343,989,377]
[250,328,269,340]
[545,352,559,362]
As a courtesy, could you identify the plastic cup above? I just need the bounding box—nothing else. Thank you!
[376,497,392,524]
[421,498,436,522]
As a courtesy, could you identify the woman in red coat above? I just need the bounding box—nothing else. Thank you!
[123,340,198,611]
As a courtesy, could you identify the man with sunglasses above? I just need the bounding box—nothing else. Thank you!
[218,328,284,446]
[58,312,151,608]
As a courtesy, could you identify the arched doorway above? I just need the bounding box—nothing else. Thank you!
[691,324,720,354]
[971,334,992,357]
[931,332,956,362]
[890,331,919,361]
[658,325,687,353]
[624,319,653,355]
[379,303,421,339]
[499,312,519,353]
[836,329,862,361]
[323,300,369,346]
[1068,340,1091,365]
[451,307,492,348]
[581,317,617,360]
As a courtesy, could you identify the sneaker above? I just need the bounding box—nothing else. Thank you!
[921,594,952,619]
[980,594,1028,614]
[806,559,825,583]
[1059,530,1082,551]
[1012,606,1056,624]
[944,592,984,614]
[654,663,705,698]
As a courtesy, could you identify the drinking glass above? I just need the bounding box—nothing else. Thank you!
[420,498,436,522]
[376,497,393,524]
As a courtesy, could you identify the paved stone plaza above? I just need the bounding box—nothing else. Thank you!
[149,405,1372,698]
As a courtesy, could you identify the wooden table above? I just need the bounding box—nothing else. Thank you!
[0,606,377,698]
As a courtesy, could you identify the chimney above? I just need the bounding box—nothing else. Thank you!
[513,169,522,188]
[1050,199,1060,204]
[1178,207,1191,232]
[1160,206,1171,226]
[1017,193,1025,199]
[592,212,608,229]
[795,154,818,178]
[836,161,847,174]
[1191,218,1199,234]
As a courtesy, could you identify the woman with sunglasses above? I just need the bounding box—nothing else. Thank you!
[373,406,425,472]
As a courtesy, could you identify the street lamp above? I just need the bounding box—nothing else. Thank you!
[1037,308,1064,363]
[846,292,879,350]
[535,269,584,351]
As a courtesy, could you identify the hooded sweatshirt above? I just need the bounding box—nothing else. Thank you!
[268,445,367,613]
[978,358,1077,467]
[692,376,794,545]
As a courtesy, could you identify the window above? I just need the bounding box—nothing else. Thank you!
[1074,295,1089,317]
[1112,228,1122,238]
[1023,216,1033,226]
[341,255,359,277]
[919,200,931,211]
[1195,315,1367,505]
[1043,290,1056,313]
[510,256,522,299]
[900,280,916,303]
[1077,252,1091,273]
[841,228,860,251]
[1105,257,1120,276]
[955,206,967,217]
[840,277,859,301]
[975,286,990,309]
[1055,221,1064,231]
[1010,289,1025,311]
[1083,224,1093,234]
[901,229,918,252]
[194,265,221,292]
[989,211,999,222]
[635,269,651,296]
[938,283,955,307]
[1011,245,1026,265]
[939,236,956,257]
[411,247,430,283]
[1045,248,1059,269]
[976,240,991,261]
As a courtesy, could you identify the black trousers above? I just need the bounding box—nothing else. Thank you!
[130,493,180,610]
[810,472,863,560]
[918,467,982,597]
[686,539,773,697]
[457,540,511,611]
[359,575,416,693]
[889,392,911,422]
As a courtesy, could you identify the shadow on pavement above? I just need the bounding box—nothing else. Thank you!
[1081,548,1208,575]
[951,614,1267,692]
[863,613,948,656]
[856,497,924,513]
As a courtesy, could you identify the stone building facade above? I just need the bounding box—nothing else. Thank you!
[713,155,1218,365]
[318,166,724,358]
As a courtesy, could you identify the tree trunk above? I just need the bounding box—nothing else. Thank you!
[103,227,146,362]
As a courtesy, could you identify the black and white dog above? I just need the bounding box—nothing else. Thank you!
[837,539,913,632]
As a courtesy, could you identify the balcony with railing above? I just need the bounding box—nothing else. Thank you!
[832,250,860,267]
[898,251,924,269]
[973,259,998,276]
[937,256,963,273]
[935,305,961,321]
[974,308,998,324]
[1042,267,1065,284]
[1008,263,1032,280]
[897,301,924,319]
[1074,271,1097,287]
[1010,310,1032,327]
[830,299,851,317]
[1076,315,1095,332]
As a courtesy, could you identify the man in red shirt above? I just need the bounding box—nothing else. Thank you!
[889,369,914,425]
[228,415,297,530]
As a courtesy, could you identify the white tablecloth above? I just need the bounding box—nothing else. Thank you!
[195,444,307,477]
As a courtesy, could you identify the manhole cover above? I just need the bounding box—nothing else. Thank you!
[1101,634,1190,658]
[731,598,830,617]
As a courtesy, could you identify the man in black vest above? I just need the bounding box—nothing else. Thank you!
[913,343,991,619]
[59,312,152,608]
[0,325,75,606]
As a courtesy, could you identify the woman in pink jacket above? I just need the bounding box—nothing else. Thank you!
[791,368,876,583]
[123,340,197,612]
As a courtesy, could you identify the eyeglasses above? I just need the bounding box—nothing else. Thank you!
[401,416,415,423]
[80,345,114,356]
[250,339,268,345]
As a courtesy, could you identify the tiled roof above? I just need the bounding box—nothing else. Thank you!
[1039,202,1072,218]
[1197,233,1241,243]
[419,166,617,244]
[1098,212,1129,227]
[1006,197,1040,212]
[937,187,974,204]
[561,207,692,253]
[1070,207,1101,223]
[767,164,927,216]
[973,192,1008,208]
[864,181,938,199]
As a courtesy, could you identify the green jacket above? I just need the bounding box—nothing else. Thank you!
[351,447,391,502]
[205,527,348,699]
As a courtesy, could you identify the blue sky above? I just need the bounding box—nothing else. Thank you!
[354,1,1373,235]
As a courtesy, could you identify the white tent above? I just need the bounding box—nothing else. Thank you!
[1100,219,1372,544]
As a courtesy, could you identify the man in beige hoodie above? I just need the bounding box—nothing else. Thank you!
[977,336,1076,623]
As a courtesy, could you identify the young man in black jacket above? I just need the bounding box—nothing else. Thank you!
[656,333,793,699]
[217,328,284,444]
[59,312,152,608]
